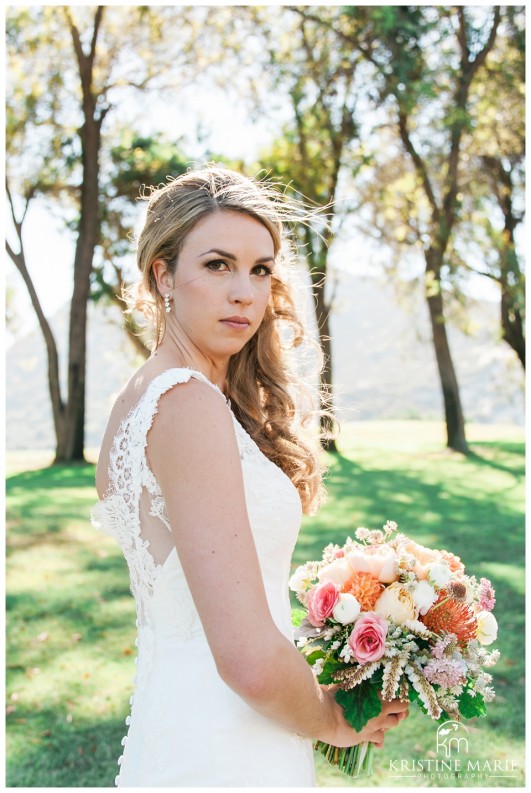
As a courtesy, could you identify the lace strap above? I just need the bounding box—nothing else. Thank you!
[133,368,227,454]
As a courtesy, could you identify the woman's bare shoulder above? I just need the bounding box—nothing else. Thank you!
[147,375,234,462]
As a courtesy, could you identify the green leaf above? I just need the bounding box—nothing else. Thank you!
[317,657,344,685]
[306,650,326,666]
[408,685,421,704]
[458,689,487,719]
[291,608,306,627]
[335,680,382,733]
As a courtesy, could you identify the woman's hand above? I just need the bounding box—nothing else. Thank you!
[325,688,409,749]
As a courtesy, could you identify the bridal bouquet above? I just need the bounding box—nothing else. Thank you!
[290,521,499,778]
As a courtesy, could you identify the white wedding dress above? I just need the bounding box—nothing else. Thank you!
[91,368,317,787]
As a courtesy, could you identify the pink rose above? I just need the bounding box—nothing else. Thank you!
[307,581,340,627]
[348,612,388,663]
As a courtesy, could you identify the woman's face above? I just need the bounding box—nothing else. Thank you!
[165,210,276,364]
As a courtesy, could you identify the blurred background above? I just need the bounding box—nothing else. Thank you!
[5,5,525,788]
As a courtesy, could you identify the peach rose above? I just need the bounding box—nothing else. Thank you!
[348,612,388,663]
[346,546,399,583]
[307,581,340,627]
[397,539,441,580]
[439,549,466,576]
[318,558,353,588]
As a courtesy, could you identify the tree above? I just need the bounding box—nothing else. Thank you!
[90,131,193,359]
[5,6,206,462]
[247,7,364,451]
[457,7,525,367]
[300,5,502,452]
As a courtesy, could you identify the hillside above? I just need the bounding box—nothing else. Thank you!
[5,276,524,450]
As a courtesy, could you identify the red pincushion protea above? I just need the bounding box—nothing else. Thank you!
[421,591,477,644]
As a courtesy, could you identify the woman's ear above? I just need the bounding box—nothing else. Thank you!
[151,259,173,295]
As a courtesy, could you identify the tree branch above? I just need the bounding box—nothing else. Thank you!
[286,5,379,68]
[397,111,440,222]
[442,7,501,233]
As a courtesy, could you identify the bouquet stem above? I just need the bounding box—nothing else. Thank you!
[314,740,373,778]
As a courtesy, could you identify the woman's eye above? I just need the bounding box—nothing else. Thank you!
[253,264,273,277]
[205,259,229,272]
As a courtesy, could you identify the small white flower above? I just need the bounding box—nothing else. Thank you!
[427,562,452,588]
[330,640,341,651]
[484,649,500,668]
[383,520,398,535]
[404,619,430,635]
[332,593,361,625]
[312,658,325,676]
[355,527,371,541]
[289,565,314,593]
[483,686,496,702]
[411,580,438,615]
[339,645,353,663]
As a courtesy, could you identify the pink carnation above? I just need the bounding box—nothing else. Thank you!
[348,612,388,663]
[307,581,340,627]
[424,657,467,689]
[479,578,496,612]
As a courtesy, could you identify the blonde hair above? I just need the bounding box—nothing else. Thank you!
[129,165,328,514]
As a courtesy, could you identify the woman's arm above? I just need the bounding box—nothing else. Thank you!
[148,379,407,747]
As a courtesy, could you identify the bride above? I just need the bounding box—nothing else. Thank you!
[92,166,408,786]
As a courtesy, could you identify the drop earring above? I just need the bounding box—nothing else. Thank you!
[164,292,171,313]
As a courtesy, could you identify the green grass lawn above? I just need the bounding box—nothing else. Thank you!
[6,421,525,787]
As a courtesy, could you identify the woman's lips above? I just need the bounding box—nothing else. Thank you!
[220,317,251,329]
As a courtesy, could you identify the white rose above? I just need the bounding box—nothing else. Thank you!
[427,562,452,588]
[374,582,416,624]
[411,580,438,615]
[318,558,352,588]
[289,565,312,594]
[476,611,498,645]
[332,593,361,625]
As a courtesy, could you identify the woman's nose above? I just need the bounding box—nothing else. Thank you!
[229,274,254,305]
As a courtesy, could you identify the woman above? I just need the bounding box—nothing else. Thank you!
[92,166,408,786]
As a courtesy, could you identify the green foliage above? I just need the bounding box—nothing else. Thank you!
[335,681,382,733]
[109,132,190,199]
[458,688,487,720]
[317,656,344,686]
[291,607,306,627]
[306,650,327,666]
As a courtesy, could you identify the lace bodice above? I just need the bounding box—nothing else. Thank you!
[91,367,302,638]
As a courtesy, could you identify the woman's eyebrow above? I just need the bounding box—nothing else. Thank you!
[198,248,275,264]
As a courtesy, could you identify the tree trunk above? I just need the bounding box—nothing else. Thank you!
[54,8,106,463]
[313,278,338,453]
[500,286,525,369]
[499,208,525,369]
[425,252,469,454]
[55,115,101,463]
[6,240,66,449]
